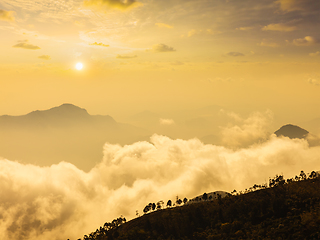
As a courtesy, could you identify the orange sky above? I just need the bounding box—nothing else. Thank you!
[1,1,320,239]
[1,0,320,123]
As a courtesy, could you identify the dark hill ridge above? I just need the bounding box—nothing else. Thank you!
[274,124,309,139]
[0,103,116,128]
[0,104,149,171]
[27,103,89,118]
[80,174,320,240]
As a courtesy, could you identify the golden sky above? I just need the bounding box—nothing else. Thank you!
[1,0,320,121]
[1,1,320,239]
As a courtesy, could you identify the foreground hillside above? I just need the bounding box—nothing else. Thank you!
[80,172,320,240]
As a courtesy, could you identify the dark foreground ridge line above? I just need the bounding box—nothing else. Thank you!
[75,170,320,240]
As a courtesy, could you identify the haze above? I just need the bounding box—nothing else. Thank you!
[1,0,320,239]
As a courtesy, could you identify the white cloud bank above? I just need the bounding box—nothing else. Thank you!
[1,114,320,239]
[159,118,175,125]
[220,110,274,148]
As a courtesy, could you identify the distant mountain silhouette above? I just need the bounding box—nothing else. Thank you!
[274,124,309,139]
[0,103,116,129]
[29,103,89,117]
[0,104,149,171]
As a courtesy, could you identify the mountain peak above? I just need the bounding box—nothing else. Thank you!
[58,103,82,108]
[28,103,89,118]
[274,124,309,139]
[51,103,87,112]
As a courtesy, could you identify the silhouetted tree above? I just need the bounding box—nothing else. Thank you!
[159,200,164,208]
[269,174,285,187]
[156,201,162,210]
[167,200,172,208]
[176,198,182,205]
[309,171,318,179]
[143,204,151,214]
[300,170,307,180]
[183,197,188,204]
[202,193,208,201]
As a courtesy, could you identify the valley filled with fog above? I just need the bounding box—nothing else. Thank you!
[1,104,320,239]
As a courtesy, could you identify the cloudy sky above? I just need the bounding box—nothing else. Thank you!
[0,0,320,121]
[1,0,320,239]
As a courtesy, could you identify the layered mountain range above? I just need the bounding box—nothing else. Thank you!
[0,104,318,171]
[0,104,149,171]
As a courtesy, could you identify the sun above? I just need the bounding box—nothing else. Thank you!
[75,62,83,70]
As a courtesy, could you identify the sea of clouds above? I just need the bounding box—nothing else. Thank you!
[1,111,320,240]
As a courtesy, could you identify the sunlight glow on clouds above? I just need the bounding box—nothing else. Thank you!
[159,118,175,125]
[236,27,254,31]
[89,42,109,47]
[262,23,297,32]
[292,36,319,46]
[276,0,320,12]
[1,127,320,239]
[1,0,320,237]
[84,0,142,10]
[220,110,274,148]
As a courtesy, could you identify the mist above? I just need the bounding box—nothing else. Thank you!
[1,0,320,237]
[1,126,320,239]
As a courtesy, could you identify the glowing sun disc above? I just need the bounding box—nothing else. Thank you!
[75,62,83,70]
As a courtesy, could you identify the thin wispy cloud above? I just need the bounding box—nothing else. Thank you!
[186,29,219,37]
[116,54,137,59]
[276,0,320,12]
[13,40,40,50]
[309,51,320,57]
[155,23,173,29]
[308,78,320,86]
[84,0,142,10]
[292,36,319,46]
[258,41,279,47]
[0,9,15,22]
[38,55,51,60]
[159,118,175,125]
[1,0,83,22]
[262,23,297,32]
[89,42,109,47]
[148,44,176,53]
[226,52,245,57]
[236,26,254,31]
